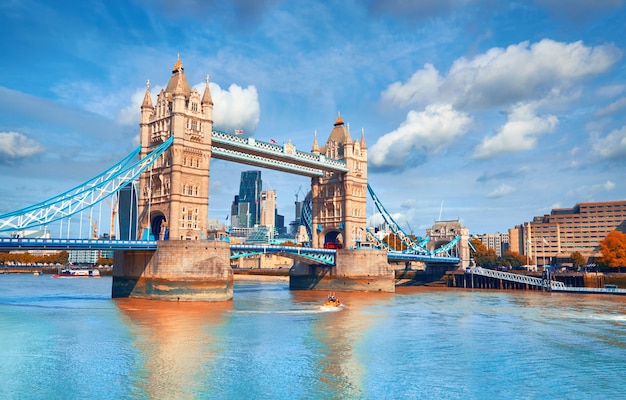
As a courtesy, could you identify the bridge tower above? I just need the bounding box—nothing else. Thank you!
[310,114,368,249]
[137,57,213,240]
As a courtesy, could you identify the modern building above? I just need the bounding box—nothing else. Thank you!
[260,190,276,228]
[474,232,510,257]
[232,171,263,228]
[509,200,626,266]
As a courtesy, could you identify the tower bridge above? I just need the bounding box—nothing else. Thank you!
[0,57,469,300]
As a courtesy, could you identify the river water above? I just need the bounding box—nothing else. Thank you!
[1,274,625,400]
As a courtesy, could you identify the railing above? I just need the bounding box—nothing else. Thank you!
[468,267,565,290]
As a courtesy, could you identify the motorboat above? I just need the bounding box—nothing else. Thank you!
[52,267,100,278]
[321,293,341,308]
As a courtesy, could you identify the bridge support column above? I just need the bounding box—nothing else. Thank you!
[289,250,394,292]
[112,240,233,301]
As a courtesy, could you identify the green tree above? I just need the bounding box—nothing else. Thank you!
[598,230,626,272]
[570,251,586,270]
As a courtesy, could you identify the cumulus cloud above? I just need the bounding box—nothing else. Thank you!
[382,39,621,110]
[591,125,626,160]
[211,83,260,134]
[0,132,44,165]
[473,102,558,159]
[369,103,472,170]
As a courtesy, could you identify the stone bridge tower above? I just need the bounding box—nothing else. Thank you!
[137,57,214,240]
[310,115,368,249]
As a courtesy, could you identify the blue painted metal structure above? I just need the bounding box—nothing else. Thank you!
[387,251,460,264]
[211,131,348,177]
[366,183,460,259]
[0,129,462,266]
[230,244,336,265]
[0,136,174,233]
[0,237,157,251]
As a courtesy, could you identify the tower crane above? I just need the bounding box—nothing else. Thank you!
[88,216,98,239]
[105,194,119,239]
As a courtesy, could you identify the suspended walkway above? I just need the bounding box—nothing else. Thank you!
[467,267,565,291]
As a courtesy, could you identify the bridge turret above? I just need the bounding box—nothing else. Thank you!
[137,57,213,241]
[311,114,368,250]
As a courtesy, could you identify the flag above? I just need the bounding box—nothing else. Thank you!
[270,139,277,143]
[234,129,244,135]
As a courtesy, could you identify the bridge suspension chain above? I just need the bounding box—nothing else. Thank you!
[0,136,173,233]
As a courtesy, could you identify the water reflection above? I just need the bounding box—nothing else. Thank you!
[291,290,393,397]
[115,298,232,400]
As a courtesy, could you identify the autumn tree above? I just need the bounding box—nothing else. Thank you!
[501,250,526,269]
[570,251,586,270]
[470,238,498,269]
[598,230,626,272]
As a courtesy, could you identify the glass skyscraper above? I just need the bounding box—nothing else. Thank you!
[234,171,262,228]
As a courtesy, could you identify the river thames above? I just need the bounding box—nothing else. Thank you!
[1,274,626,400]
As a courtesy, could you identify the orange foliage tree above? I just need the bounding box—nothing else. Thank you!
[598,230,626,272]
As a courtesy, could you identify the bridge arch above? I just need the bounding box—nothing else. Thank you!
[150,211,167,240]
[323,230,343,248]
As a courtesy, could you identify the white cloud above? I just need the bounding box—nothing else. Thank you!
[210,82,260,134]
[381,63,442,107]
[487,184,515,198]
[0,132,44,165]
[116,81,261,135]
[592,125,626,159]
[369,103,472,170]
[117,87,148,126]
[596,96,626,117]
[473,102,558,159]
[382,39,621,110]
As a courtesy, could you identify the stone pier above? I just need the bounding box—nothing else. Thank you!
[289,249,395,292]
[112,240,233,301]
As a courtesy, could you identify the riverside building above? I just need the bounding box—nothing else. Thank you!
[509,200,626,266]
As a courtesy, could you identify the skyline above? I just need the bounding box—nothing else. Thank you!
[1,0,625,236]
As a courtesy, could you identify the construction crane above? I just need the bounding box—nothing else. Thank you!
[295,185,304,202]
[88,216,98,239]
[105,194,119,239]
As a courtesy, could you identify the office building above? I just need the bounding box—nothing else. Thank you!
[509,200,626,266]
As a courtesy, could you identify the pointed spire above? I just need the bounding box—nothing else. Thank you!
[172,53,183,73]
[311,130,319,154]
[334,111,344,126]
[141,79,153,109]
[360,128,367,149]
[202,75,213,105]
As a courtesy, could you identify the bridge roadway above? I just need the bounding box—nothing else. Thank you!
[0,238,460,266]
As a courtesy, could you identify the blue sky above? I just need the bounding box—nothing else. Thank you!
[1,0,625,237]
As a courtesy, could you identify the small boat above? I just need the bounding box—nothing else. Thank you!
[321,293,341,308]
[52,267,100,278]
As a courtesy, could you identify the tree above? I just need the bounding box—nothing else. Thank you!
[501,250,526,269]
[598,230,626,272]
[470,238,498,269]
[570,251,586,270]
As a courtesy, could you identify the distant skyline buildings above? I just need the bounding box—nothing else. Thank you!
[232,170,262,229]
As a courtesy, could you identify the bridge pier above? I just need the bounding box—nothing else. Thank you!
[289,249,395,292]
[112,240,233,301]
